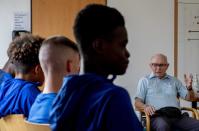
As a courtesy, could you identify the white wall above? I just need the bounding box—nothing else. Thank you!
[178,0,199,80]
[178,0,199,107]
[0,0,175,102]
[108,0,174,101]
[0,0,30,67]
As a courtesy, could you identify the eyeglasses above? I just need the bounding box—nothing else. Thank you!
[151,63,168,67]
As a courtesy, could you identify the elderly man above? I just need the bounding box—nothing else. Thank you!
[135,53,199,131]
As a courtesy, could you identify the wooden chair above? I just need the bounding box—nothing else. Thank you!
[140,111,150,131]
[140,107,199,131]
[24,120,51,131]
[0,114,26,131]
[195,107,199,119]
[181,107,199,119]
[0,118,6,131]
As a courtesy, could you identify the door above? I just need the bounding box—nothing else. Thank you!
[31,0,106,41]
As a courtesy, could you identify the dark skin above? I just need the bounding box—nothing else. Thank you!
[83,26,130,78]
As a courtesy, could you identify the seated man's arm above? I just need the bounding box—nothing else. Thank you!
[184,74,198,101]
[185,90,198,101]
[135,98,155,116]
[135,77,155,116]
[134,98,145,112]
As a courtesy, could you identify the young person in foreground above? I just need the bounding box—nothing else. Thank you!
[49,4,143,131]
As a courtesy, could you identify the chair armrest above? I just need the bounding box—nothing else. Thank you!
[140,111,150,131]
[181,107,199,120]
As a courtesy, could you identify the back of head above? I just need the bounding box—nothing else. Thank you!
[7,34,44,74]
[39,36,80,76]
[73,4,125,56]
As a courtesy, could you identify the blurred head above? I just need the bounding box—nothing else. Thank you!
[2,59,15,76]
[7,34,44,83]
[74,4,130,75]
[39,35,80,78]
[150,53,169,79]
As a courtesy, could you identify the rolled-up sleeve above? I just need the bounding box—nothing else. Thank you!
[175,78,188,99]
[135,77,147,102]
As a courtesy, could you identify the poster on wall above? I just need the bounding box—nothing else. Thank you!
[13,12,30,31]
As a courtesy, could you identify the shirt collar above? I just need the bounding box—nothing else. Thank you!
[149,72,170,79]
[108,75,117,82]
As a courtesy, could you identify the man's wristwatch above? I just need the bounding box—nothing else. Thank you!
[187,87,193,91]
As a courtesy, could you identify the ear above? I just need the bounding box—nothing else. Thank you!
[166,63,169,69]
[34,64,42,74]
[92,39,106,54]
[66,60,72,73]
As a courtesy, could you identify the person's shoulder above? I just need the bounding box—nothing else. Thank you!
[62,73,108,87]
[0,69,12,76]
[0,69,4,74]
[166,74,179,81]
[19,80,41,93]
[61,74,79,90]
[38,93,57,100]
[102,83,130,98]
[137,74,151,83]
[140,74,151,79]
[33,93,56,106]
[63,75,76,83]
[0,70,12,80]
[62,73,127,95]
[113,86,129,95]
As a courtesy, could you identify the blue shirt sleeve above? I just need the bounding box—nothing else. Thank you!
[105,88,143,131]
[135,77,147,102]
[20,84,41,117]
[0,70,12,85]
[175,78,187,99]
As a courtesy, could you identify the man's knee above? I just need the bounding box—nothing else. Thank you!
[151,117,170,131]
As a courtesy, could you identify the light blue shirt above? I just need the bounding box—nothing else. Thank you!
[28,93,57,123]
[135,73,188,110]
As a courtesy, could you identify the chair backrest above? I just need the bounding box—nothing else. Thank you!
[0,118,6,131]
[140,111,150,131]
[24,120,51,131]
[0,114,26,131]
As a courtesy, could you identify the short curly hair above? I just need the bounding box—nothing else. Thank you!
[7,34,44,73]
[73,4,125,56]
